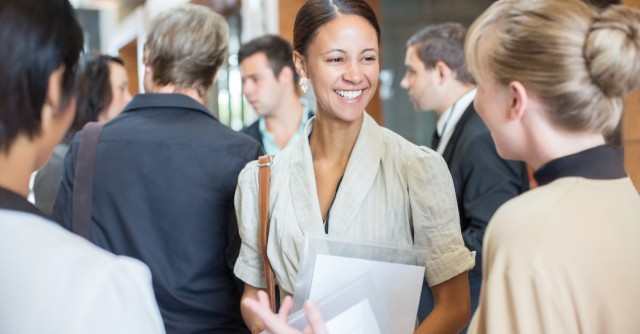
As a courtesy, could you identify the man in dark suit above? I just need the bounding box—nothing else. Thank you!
[400,22,530,331]
[239,35,314,155]
[53,5,260,333]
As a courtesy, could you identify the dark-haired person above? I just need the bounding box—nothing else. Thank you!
[234,1,474,333]
[239,34,314,155]
[399,23,529,331]
[53,4,261,333]
[464,0,640,332]
[33,54,131,216]
[0,0,164,333]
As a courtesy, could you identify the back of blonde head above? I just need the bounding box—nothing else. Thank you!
[465,0,640,135]
[145,4,228,97]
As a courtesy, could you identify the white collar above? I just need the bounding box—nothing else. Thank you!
[435,88,477,153]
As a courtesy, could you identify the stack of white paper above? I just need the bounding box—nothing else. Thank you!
[290,235,427,334]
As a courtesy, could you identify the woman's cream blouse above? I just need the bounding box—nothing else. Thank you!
[234,113,474,294]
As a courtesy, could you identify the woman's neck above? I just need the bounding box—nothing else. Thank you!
[531,131,606,170]
[309,113,363,168]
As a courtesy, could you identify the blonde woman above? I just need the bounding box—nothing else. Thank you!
[464,0,640,332]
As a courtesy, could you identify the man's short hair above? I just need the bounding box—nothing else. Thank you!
[0,0,83,152]
[145,4,228,97]
[238,34,298,83]
[407,22,475,85]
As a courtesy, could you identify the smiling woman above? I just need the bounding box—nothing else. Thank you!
[295,14,378,125]
[233,1,475,334]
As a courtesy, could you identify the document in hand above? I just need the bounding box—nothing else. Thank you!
[292,235,427,334]
[285,273,392,334]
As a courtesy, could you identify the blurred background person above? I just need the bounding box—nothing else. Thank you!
[400,22,529,331]
[0,0,164,332]
[239,34,314,155]
[33,54,131,216]
[464,0,640,332]
[53,4,261,333]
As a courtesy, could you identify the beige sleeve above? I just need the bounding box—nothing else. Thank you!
[408,147,475,286]
[233,161,267,289]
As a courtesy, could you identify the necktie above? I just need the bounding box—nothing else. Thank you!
[433,101,457,151]
[431,130,441,150]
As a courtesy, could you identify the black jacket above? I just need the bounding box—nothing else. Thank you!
[53,93,261,333]
[419,102,529,326]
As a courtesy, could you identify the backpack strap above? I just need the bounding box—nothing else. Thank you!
[71,122,104,239]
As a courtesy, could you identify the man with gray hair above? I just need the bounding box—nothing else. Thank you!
[400,22,529,331]
[53,5,260,333]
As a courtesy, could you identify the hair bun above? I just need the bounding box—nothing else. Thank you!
[584,5,640,97]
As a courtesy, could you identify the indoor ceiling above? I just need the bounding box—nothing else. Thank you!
[71,0,144,10]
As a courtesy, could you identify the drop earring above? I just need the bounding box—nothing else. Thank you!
[299,77,309,93]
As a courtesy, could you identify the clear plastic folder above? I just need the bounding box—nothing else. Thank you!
[278,273,392,334]
[291,234,427,334]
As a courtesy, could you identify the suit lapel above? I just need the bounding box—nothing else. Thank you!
[442,103,475,163]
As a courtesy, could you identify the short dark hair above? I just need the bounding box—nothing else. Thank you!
[407,22,475,85]
[67,54,125,137]
[0,0,83,152]
[293,0,381,57]
[239,34,298,83]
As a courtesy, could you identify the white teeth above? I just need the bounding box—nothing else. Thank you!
[336,90,362,100]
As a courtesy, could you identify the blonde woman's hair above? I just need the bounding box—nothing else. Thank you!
[145,4,228,97]
[465,0,640,135]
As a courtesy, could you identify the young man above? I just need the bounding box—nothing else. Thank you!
[0,0,164,333]
[400,22,529,330]
[53,5,261,333]
[239,34,314,155]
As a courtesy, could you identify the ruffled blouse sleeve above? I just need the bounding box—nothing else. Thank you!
[233,161,267,289]
[407,147,475,286]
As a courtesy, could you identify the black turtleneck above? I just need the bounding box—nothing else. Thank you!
[534,145,626,186]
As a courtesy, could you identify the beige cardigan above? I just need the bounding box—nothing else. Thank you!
[469,177,640,333]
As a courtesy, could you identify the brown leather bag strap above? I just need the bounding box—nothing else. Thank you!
[72,121,104,239]
[258,155,277,312]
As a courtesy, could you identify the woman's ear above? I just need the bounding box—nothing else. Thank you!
[43,66,63,116]
[293,51,307,78]
[41,66,74,142]
[508,81,528,121]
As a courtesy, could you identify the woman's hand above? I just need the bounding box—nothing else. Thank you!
[242,290,329,334]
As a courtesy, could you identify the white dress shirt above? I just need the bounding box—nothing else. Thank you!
[234,113,475,294]
[435,88,477,154]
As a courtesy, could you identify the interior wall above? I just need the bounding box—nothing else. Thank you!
[76,8,101,52]
[622,0,640,193]
[119,39,139,95]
